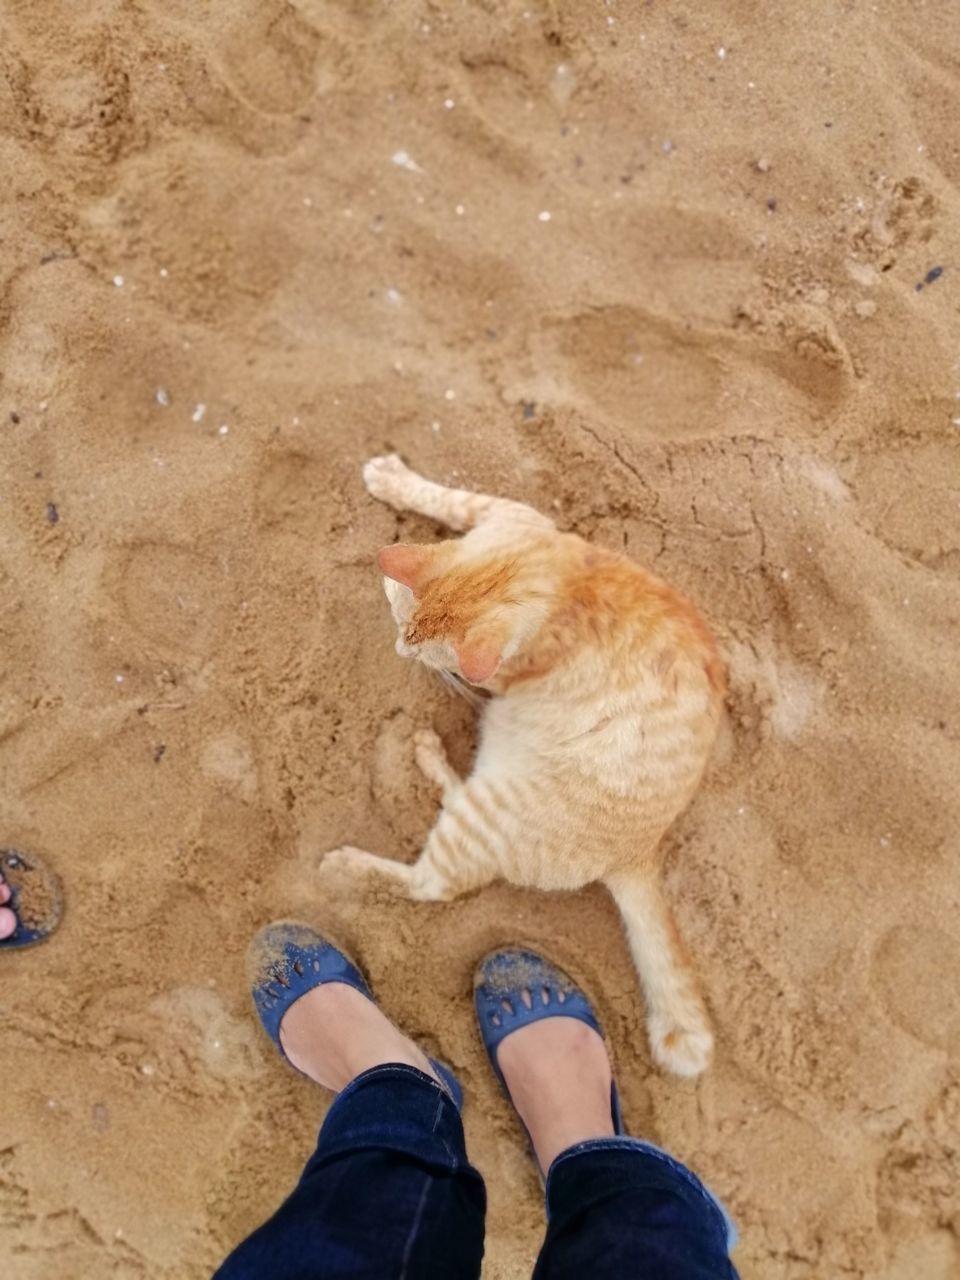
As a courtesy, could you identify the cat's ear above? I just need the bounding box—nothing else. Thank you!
[456,629,505,684]
[377,544,433,592]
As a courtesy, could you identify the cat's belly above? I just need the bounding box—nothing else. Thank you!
[488,767,692,891]
[502,842,600,891]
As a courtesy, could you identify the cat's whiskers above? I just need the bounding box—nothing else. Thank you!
[436,668,488,710]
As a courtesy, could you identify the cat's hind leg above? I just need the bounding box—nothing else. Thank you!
[363,454,552,533]
[605,870,714,1077]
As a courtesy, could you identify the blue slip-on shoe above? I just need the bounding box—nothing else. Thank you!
[248,920,462,1109]
[474,948,624,1138]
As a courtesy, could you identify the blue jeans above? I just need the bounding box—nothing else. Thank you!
[214,1065,738,1279]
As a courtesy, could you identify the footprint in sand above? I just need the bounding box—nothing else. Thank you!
[535,307,721,438]
[114,542,227,662]
[255,451,345,535]
[200,733,259,802]
[218,0,322,116]
[872,924,960,1053]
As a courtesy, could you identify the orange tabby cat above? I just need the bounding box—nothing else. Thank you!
[324,453,725,1076]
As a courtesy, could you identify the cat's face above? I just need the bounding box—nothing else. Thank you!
[377,542,545,685]
[381,573,459,671]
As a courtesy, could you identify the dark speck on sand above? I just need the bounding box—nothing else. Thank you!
[46,502,59,524]
[915,265,944,291]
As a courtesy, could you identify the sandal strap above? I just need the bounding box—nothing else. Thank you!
[0,849,64,950]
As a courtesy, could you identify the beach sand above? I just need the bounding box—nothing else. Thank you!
[1,2,959,1276]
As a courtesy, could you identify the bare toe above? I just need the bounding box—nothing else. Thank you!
[0,879,10,905]
[0,906,16,939]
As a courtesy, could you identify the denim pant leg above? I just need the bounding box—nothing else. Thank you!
[214,1065,486,1280]
[534,1137,739,1280]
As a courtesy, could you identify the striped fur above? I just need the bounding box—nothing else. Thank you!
[325,454,725,1077]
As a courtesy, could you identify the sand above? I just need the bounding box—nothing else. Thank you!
[1,1,959,1276]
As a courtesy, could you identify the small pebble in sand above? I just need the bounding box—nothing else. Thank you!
[392,150,423,173]
[521,401,537,420]
[914,264,944,292]
[155,388,171,407]
[113,274,124,288]
[755,157,771,173]
[303,196,313,207]
[115,674,124,684]
[432,421,441,432]
[854,299,877,319]
[153,744,166,764]
[141,1063,156,1076]
[192,403,206,423]
[444,389,456,401]
[385,288,402,304]
[444,98,455,109]
[159,267,169,279]
[661,140,674,154]
[46,502,59,524]
[10,411,20,423]
[717,47,727,60]
[538,210,552,222]
[219,424,229,436]
[766,197,778,213]
[455,204,465,216]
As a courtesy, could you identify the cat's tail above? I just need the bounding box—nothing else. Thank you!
[604,871,714,1077]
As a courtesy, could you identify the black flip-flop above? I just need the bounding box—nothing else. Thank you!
[0,848,64,949]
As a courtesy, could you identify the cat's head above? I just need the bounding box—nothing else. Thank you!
[376,541,548,685]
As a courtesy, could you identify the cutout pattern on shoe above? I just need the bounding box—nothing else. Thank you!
[474,948,625,1135]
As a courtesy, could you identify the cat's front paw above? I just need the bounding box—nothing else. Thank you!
[363,453,412,503]
[321,845,370,876]
[649,1017,714,1078]
[414,732,455,788]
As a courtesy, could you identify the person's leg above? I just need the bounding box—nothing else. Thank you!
[215,1064,484,1280]
[214,925,486,1280]
[474,950,738,1280]
[536,1139,736,1280]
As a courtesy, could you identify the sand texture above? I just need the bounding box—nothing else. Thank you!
[2,2,959,1276]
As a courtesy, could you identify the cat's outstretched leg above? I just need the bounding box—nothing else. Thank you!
[604,871,714,1077]
[413,728,461,801]
[323,797,500,902]
[363,453,553,533]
